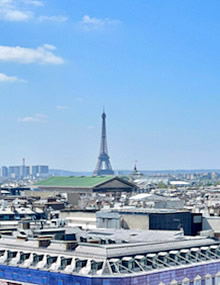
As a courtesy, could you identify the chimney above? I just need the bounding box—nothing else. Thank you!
[38,236,52,248]
[65,241,78,251]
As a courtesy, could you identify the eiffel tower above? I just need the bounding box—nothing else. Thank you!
[93,111,114,176]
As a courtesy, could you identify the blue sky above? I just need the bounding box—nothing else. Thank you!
[1,0,220,171]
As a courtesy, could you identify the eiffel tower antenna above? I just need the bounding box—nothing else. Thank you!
[93,110,114,176]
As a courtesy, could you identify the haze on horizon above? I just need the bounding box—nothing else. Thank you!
[1,0,220,172]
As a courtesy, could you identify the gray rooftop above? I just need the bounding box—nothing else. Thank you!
[0,231,217,259]
[75,236,219,259]
[0,233,219,277]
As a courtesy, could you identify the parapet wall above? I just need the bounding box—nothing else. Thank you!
[0,261,219,285]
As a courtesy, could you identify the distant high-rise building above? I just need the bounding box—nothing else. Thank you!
[21,158,30,178]
[32,165,49,177]
[1,166,8,178]
[8,166,21,178]
[22,158,25,178]
[32,166,38,177]
[93,111,114,176]
[8,165,30,179]
[23,166,30,178]
[1,163,48,179]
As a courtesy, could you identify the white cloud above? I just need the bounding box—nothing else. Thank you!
[38,15,67,23]
[18,113,48,123]
[0,44,64,64]
[0,73,24,82]
[1,9,32,21]
[0,0,66,23]
[80,15,120,31]
[22,0,43,6]
[56,105,68,110]
[42,43,56,50]
[0,0,33,21]
[18,116,39,122]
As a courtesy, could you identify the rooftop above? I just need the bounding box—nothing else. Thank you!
[75,236,218,259]
[37,176,115,188]
[109,207,190,214]
[0,233,218,277]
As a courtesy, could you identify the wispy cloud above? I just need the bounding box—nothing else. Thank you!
[0,0,66,23]
[79,15,120,31]
[0,0,34,21]
[56,105,68,110]
[0,44,64,64]
[18,113,48,123]
[38,15,67,23]
[22,0,43,6]
[0,72,25,82]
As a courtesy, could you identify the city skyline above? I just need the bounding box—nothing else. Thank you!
[1,1,220,171]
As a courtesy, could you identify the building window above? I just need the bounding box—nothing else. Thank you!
[215,276,220,285]
[193,216,202,223]
[205,276,212,285]
[42,277,47,284]
[194,279,201,285]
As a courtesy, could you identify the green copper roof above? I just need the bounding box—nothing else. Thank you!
[37,176,115,188]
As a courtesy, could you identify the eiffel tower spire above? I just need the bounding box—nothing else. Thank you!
[93,111,114,176]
